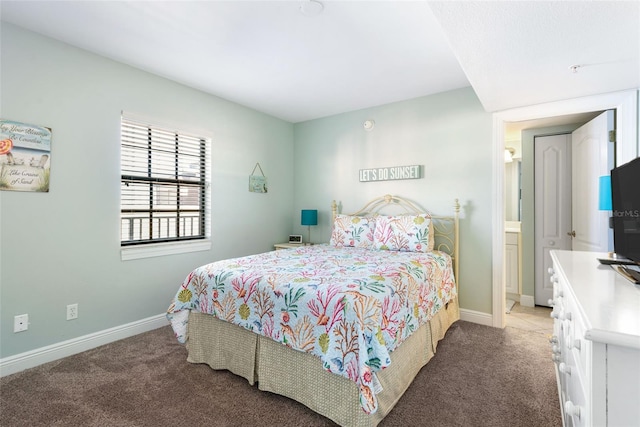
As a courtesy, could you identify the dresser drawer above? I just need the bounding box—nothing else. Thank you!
[565,364,588,427]
[551,260,588,427]
[563,288,591,385]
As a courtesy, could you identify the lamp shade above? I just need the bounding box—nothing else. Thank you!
[301,209,318,226]
[598,175,612,211]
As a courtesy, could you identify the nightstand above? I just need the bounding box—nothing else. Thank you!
[274,243,304,250]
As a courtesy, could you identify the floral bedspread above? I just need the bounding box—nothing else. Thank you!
[167,244,456,414]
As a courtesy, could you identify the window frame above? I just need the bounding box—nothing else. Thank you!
[119,115,211,260]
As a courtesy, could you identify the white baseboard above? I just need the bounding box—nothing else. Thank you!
[0,313,168,378]
[506,292,521,302]
[460,308,494,327]
[520,294,535,307]
[0,308,500,377]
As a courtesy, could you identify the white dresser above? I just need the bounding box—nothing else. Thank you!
[549,250,640,427]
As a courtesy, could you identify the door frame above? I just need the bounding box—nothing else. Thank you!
[491,90,638,328]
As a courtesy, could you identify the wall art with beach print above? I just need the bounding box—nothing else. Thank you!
[248,162,267,193]
[0,119,51,192]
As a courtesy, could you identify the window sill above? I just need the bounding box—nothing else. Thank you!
[121,239,211,261]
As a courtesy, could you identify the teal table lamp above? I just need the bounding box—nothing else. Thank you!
[301,209,318,244]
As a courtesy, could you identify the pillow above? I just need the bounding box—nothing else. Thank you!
[373,214,434,252]
[330,215,376,248]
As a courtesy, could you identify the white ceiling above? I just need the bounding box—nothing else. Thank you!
[1,1,638,124]
[428,1,640,113]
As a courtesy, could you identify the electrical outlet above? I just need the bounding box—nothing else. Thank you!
[66,303,78,320]
[14,314,29,332]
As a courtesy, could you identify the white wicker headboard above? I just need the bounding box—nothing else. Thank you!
[331,194,460,287]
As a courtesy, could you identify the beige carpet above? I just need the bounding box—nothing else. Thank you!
[0,321,561,427]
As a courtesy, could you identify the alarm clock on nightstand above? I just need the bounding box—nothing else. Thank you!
[288,235,303,244]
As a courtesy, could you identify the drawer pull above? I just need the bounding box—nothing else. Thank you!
[559,363,572,375]
[564,401,581,419]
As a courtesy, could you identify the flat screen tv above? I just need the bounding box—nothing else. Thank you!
[611,156,640,265]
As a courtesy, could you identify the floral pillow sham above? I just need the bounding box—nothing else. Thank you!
[329,214,376,248]
[372,214,434,252]
[331,213,434,252]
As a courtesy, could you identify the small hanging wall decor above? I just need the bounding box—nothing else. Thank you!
[249,162,268,193]
[0,119,52,192]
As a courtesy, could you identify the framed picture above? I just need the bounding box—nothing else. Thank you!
[288,235,303,244]
[0,119,52,192]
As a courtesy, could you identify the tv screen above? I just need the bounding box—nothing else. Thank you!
[611,156,640,264]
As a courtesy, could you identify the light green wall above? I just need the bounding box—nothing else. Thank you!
[292,88,494,314]
[0,24,295,358]
[1,25,496,360]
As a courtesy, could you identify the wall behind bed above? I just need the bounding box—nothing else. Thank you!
[292,87,493,316]
[0,24,294,360]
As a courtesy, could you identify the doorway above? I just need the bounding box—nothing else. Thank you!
[492,90,638,328]
[512,111,614,308]
[503,116,597,309]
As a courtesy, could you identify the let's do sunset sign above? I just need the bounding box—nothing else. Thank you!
[359,165,422,182]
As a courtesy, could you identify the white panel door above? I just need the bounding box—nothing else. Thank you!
[571,111,615,252]
[535,134,572,306]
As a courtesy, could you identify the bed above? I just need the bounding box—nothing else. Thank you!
[167,195,460,426]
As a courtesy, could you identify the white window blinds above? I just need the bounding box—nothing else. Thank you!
[120,117,209,246]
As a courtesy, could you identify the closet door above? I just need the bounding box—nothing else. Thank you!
[534,134,571,307]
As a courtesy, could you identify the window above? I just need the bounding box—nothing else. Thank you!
[120,117,209,249]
